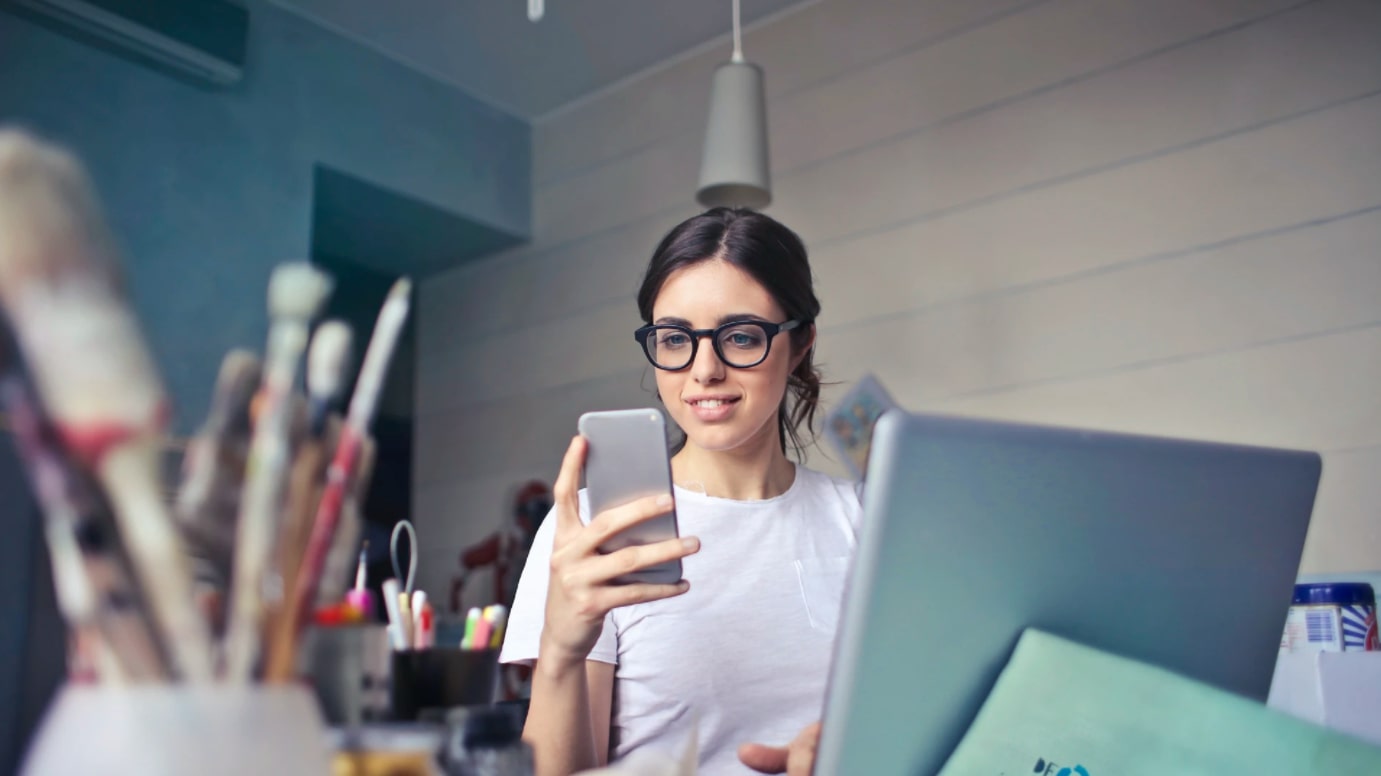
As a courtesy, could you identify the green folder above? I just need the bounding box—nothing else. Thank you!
[939,630,1381,776]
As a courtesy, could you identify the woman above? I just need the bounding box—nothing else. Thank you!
[501,208,862,775]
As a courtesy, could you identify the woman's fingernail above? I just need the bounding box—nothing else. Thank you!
[682,537,699,552]
[656,494,673,508]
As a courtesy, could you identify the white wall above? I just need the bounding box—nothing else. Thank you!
[416,0,1381,603]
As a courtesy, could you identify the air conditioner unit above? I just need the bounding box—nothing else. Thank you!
[4,0,249,87]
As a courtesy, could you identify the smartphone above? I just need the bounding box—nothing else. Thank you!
[577,408,682,585]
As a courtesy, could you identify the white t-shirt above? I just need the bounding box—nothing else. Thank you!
[500,466,863,775]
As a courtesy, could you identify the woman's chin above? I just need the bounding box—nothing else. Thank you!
[686,435,749,453]
[678,417,776,454]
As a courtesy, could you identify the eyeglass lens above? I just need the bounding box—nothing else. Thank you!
[643,323,772,369]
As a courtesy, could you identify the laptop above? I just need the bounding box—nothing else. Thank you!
[815,411,1322,775]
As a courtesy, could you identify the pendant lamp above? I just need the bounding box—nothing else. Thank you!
[696,0,771,210]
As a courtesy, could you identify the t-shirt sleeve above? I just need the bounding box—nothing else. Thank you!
[498,490,619,666]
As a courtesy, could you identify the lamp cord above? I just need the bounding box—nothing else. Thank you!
[732,0,744,62]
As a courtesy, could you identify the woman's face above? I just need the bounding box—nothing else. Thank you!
[650,259,803,455]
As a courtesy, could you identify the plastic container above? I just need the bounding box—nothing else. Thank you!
[22,684,331,775]
[304,623,393,725]
[1281,582,1380,653]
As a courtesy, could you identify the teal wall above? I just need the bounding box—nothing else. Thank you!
[0,0,530,431]
[0,3,529,767]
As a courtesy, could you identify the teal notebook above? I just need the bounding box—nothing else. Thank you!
[939,630,1381,776]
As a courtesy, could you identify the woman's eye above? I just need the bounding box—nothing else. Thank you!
[724,330,764,348]
[659,332,690,348]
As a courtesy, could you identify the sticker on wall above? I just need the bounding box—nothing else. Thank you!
[823,374,899,481]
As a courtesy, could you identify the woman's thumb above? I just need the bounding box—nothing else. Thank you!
[738,742,789,773]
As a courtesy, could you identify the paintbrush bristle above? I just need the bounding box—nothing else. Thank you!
[386,277,413,306]
[343,276,412,430]
[0,129,162,433]
[212,350,263,432]
[0,130,118,290]
[267,262,332,323]
[307,320,352,403]
[175,349,260,528]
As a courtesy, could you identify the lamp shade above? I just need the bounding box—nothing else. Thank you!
[697,60,771,209]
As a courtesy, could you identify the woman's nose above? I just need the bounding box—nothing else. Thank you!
[690,337,726,383]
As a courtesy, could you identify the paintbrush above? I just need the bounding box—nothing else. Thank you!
[318,410,380,614]
[262,320,352,682]
[304,321,351,436]
[175,349,261,632]
[315,436,376,608]
[223,262,332,683]
[287,278,411,642]
[0,130,214,680]
[1,371,171,682]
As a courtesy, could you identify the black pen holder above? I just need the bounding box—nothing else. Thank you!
[389,647,499,721]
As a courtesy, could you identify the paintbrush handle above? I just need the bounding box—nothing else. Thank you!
[222,439,291,681]
[317,436,375,608]
[223,320,312,683]
[100,443,215,680]
[261,437,329,683]
[2,377,171,682]
[176,350,260,600]
[283,427,363,638]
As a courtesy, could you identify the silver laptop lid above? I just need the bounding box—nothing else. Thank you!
[817,411,1321,775]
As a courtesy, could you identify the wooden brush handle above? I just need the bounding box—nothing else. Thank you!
[262,434,331,683]
[291,430,364,613]
[266,431,376,682]
[3,375,172,682]
[100,442,215,680]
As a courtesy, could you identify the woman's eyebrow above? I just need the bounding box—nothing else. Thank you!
[716,313,770,326]
[653,312,772,327]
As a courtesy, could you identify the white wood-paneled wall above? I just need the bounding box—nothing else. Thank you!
[416,0,1381,602]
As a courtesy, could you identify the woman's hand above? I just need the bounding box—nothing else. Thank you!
[738,721,821,775]
[539,435,699,667]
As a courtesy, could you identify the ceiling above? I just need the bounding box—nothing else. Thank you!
[269,0,812,119]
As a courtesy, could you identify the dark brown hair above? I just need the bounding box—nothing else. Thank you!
[637,207,823,459]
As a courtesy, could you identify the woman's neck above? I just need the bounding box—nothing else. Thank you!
[671,426,797,501]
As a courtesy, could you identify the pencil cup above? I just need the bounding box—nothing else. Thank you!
[390,647,498,721]
[21,683,331,776]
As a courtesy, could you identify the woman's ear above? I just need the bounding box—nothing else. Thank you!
[791,323,818,371]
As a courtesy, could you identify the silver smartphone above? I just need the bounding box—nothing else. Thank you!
[577,408,682,585]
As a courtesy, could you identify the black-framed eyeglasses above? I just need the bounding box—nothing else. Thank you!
[634,319,807,371]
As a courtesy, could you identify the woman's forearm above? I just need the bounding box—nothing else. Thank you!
[523,653,601,776]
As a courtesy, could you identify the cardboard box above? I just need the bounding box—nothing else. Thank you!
[1269,650,1381,747]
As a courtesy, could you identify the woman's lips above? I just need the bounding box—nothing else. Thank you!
[685,396,740,422]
